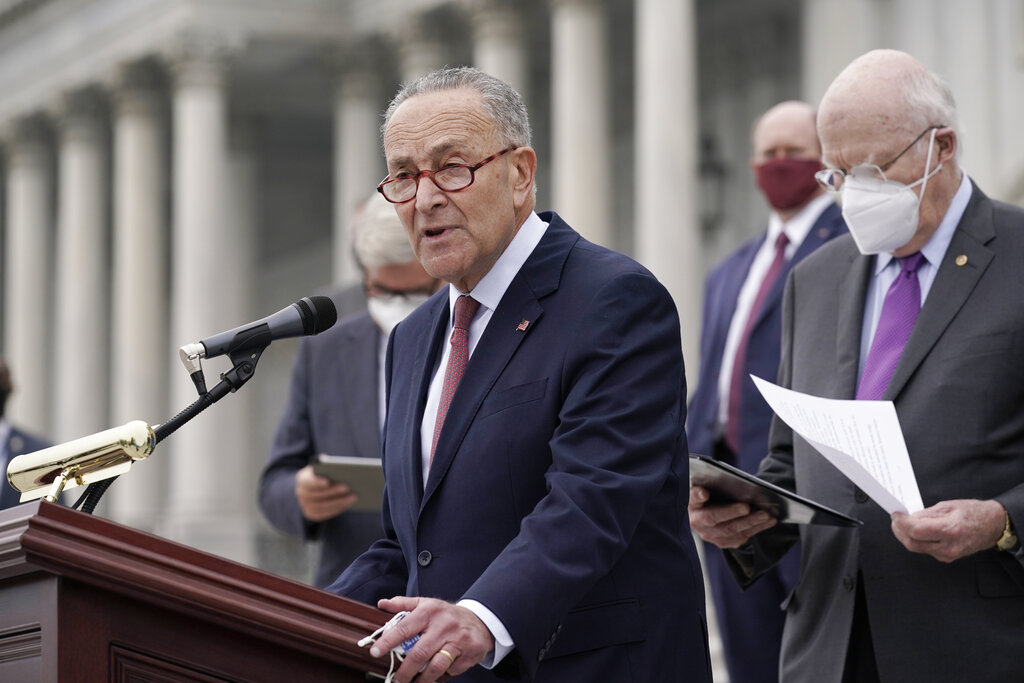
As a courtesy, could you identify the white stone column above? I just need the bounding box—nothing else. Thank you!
[551,0,613,247]
[107,61,169,532]
[936,7,993,192]
[636,6,722,674]
[224,115,259,527]
[993,1,1024,201]
[333,47,383,286]
[801,0,881,101]
[2,117,54,434]
[52,89,110,444]
[394,16,449,82]
[893,0,941,70]
[634,0,701,375]
[166,34,254,565]
[466,0,527,92]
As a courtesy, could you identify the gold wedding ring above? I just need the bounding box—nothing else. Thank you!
[438,648,456,666]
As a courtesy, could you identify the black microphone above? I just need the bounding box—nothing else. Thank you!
[181,295,338,361]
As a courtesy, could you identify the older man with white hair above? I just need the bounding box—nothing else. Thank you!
[690,49,1024,682]
[259,192,440,589]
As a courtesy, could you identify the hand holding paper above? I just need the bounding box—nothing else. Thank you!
[751,376,923,514]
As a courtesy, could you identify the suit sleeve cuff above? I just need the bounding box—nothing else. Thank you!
[457,599,515,669]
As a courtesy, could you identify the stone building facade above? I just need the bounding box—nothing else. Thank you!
[2,1,1024,678]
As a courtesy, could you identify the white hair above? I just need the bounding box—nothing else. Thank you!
[898,64,962,159]
[352,192,416,268]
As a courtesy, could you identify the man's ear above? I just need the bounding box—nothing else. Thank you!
[509,146,538,209]
[935,127,957,163]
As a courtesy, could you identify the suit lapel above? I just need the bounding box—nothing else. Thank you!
[836,248,872,398]
[750,203,842,331]
[885,185,995,400]
[341,316,381,458]
[792,203,842,264]
[421,214,577,509]
[404,295,450,508]
[723,237,762,323]
[422,292,544,506]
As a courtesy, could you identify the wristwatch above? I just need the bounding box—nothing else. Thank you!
[996,509,1019,552]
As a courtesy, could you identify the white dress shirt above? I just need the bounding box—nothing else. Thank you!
[416,210,549,668]
[857,171,971,378]
[716,193,836,428]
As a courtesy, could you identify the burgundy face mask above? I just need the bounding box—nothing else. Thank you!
[754,158,823,210]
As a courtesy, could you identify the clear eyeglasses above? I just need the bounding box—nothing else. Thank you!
[376,147,517,204]
[814,125,943,192]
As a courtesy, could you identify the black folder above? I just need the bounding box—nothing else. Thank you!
[689,455,861,527]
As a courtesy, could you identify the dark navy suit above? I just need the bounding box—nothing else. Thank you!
[1,423,51,510]
[328,213,711,682]
[687,202,845,683]
[259,312,385,588]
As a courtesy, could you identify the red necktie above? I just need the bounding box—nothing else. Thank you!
[430,295,480,466]
[855,252,926,400]
[725,232,789,454]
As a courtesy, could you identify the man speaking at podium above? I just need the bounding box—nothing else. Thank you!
[326,67,711,683]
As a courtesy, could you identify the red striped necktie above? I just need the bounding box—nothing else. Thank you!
[430,295,480,466]
[725,232,789,454]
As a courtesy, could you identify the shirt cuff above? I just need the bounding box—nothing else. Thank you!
[457,599,515,669]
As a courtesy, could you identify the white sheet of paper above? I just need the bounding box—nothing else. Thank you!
[751,375,923,514]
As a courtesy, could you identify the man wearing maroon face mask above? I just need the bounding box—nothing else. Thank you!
[687,101,846,683]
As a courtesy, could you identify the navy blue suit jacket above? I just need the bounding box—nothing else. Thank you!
[259,312,385,588]
[688,202,847,481]
[1,424,51,510]
[686,202,845,682]
[328,213,711,682]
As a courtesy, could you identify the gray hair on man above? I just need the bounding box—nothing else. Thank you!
[825,49,963,160]
[352,191,416,269]
[900,67,962,159]
[381,66,533,150]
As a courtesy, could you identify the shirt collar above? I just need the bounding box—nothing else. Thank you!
[873,170,972,275]
[447,211,549,314]
[767,193,835,251]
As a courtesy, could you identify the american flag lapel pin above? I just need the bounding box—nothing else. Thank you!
[516,319,530,332]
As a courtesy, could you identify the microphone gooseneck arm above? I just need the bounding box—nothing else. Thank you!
[68,296,337,514]
[74,335,271,514]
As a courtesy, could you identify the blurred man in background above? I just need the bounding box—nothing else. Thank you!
[258,193,439,588]
[687,100,845,683]
[0,354,51,510]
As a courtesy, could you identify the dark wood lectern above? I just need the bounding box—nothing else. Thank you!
[0,501,395,682]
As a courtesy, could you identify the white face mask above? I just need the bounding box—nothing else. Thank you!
[367,293,429,336]
[840,128,942,255]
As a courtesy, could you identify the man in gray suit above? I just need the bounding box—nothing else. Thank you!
[259,193,440,588]
[690,49,1024,682]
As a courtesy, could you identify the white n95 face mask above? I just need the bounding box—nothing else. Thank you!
[367,293,429,336]
[840,128,942,255]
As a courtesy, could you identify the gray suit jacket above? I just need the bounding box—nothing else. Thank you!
[732,181,1024,682]
[258,311,384,588]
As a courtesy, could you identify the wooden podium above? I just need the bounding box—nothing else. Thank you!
[0,501,395,682]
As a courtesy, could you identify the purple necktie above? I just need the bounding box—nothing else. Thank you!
[856,252,926,400]
[725,232,790,454]
[430,295,480,467]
